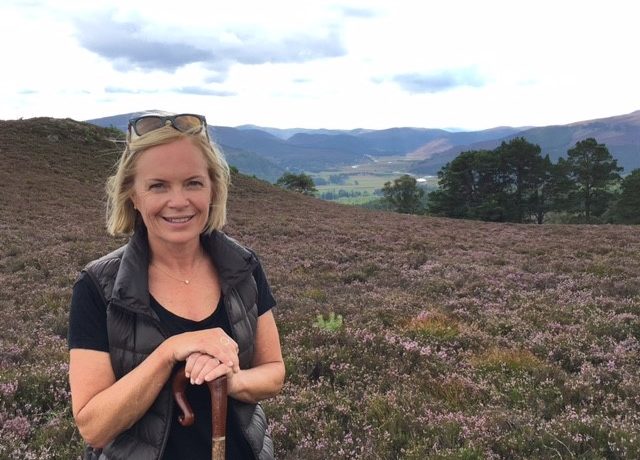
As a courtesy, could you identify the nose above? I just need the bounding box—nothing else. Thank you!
[168,188,189,207]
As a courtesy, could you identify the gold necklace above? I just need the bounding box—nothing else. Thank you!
[151,259,201,285]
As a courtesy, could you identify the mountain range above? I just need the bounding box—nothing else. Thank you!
[87,110,640,181]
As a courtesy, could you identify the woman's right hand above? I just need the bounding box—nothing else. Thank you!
[165,328,240,374]
[183,352,230,385]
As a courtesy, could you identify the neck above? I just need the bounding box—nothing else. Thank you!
[148,237,205,271]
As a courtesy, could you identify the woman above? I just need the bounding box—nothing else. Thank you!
[68,111,285,459]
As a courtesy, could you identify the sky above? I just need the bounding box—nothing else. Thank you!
[1,0,639,131]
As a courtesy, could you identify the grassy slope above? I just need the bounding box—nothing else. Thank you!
[1,119,640,459]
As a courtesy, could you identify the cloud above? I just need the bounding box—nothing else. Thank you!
[231,28,345,65]
[203,73,229,84]
[73,11,346,74]
[74,18,212,72]
[104,85,233,97]
[104,86,159,94]
[173,86,235,97]
[337,6,378,18]
[391,68,486,93]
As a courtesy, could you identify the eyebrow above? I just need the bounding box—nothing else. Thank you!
[144,175,207,182]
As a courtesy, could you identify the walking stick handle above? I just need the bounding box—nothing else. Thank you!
[172,365,228,460]
[172,369,194,426]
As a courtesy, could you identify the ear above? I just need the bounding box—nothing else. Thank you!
[130,192,138,211]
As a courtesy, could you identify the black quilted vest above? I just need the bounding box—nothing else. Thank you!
[82,228,274,460]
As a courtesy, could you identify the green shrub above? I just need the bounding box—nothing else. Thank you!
[313,312,343,332]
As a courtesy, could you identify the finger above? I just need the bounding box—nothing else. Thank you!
[184,352,204,378]
[217,335,240,373]
[203,362,232,382]
[216,347,239,374]
[193,357,221,385]
[189,354,217,384]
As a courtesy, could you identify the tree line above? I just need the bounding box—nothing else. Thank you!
[273,137,639,224]
[319,189,375,200]
[383,137,640,224]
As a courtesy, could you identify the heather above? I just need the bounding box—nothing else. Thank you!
[1,119,639,459]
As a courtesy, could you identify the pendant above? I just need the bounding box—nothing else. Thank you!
[184,280,190,285]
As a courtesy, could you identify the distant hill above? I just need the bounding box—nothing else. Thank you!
[212,126,465,170]
[235,124,352,139]
[410,110,640,175]
[220,144,284,183]
[86,110,640,178]
[84,113,284,180]
[87,113,524,174]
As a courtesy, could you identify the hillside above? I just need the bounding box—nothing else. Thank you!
[1,118,640,458]
[411,110,640,174]
[86,113,526,173]
[87,111,640,179]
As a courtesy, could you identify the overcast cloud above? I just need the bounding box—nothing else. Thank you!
[1,0,638,130]
[74,11,346,73]
[392,69,486,93]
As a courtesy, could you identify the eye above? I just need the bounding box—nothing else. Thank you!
[149,182,165,191]
[186,180,204,188]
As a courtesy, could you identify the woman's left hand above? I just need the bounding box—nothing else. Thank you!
[183,311,285,403]
[184,352,231,385]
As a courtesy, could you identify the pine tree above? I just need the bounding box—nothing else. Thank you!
[565,138,622,222]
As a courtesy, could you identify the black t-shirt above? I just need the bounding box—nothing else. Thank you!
[68,263,276,460]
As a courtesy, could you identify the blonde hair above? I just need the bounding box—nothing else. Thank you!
[106,124,230,236]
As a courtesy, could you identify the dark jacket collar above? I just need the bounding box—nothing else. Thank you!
[111,226,258,313]
[200,230,259,294]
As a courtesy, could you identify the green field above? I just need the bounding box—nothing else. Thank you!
[312,168,438,205]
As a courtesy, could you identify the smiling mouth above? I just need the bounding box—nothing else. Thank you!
[163,216,194,224]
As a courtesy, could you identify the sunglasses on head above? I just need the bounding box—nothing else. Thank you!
[128,113,208,138]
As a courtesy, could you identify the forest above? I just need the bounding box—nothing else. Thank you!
[381,137,638,224]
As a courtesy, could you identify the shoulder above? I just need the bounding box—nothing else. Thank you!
[210,232,270,286]
[85,244,126,270]
[202,231,259,280]
[69,272,110,351]
[208,231,258,263]
[85,245,126,275]
[82,244,127,303]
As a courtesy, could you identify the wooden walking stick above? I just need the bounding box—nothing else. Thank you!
[172,365,228,460]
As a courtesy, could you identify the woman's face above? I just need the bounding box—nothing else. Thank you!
[131,137,212,249]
